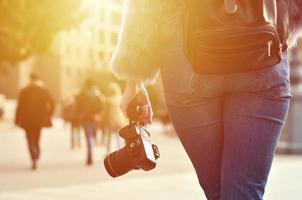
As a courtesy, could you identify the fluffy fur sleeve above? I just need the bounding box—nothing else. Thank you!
[110,0,185,84]
[110,0,165,84]
[287,0,302,47]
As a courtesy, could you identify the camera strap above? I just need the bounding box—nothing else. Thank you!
[137,124,151,137]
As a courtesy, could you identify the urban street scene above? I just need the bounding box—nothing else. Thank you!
[0,0,302,200]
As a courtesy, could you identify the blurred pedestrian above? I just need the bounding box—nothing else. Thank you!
[0,94,5,120]
[102,82,127,154]
[62,98,82,149]
[76,79,104,165]
[15,73,54,170]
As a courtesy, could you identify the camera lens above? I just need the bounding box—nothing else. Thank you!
[103,147,134,178]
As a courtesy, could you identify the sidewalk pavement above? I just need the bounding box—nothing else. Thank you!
[0,119,302,200]
[1,156,302,200]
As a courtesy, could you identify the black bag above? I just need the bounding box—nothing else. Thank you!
[187,0,283,74]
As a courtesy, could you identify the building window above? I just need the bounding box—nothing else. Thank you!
[114,0,124,5]
[99,50,105,61]
[99,30,105,44]
[111,33,118,45]
[112,11,122,25]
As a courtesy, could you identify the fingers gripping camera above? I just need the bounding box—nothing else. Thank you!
[104,122,160,178]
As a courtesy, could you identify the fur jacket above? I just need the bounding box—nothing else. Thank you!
[110,0,302,83]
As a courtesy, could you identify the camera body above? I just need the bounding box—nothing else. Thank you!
[104,122,160,178]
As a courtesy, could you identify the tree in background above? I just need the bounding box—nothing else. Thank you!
[0,0,84,64]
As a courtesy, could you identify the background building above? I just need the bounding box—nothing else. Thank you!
[0,0,125,102]
[52,0,125,100]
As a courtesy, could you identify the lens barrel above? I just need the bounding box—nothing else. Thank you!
[103,147,133,178]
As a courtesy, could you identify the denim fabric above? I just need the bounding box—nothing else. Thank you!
[160,48,291,200]
[25,127,42,162]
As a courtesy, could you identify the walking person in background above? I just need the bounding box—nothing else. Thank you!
[0,94,5,120]
[102,82,127,154]
[62,98,82,150]
[15,73,54,170]
[109,0,302,199]
[76,79,104,165]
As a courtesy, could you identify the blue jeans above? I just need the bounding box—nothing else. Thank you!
[160,50,291,200]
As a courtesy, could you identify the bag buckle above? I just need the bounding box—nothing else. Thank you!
[224,0,238,14]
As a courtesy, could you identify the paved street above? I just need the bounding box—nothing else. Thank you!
[0,119,302,200]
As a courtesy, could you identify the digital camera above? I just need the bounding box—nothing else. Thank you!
[103,121,160,178]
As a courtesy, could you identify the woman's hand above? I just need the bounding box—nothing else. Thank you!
[120,80,153,124]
